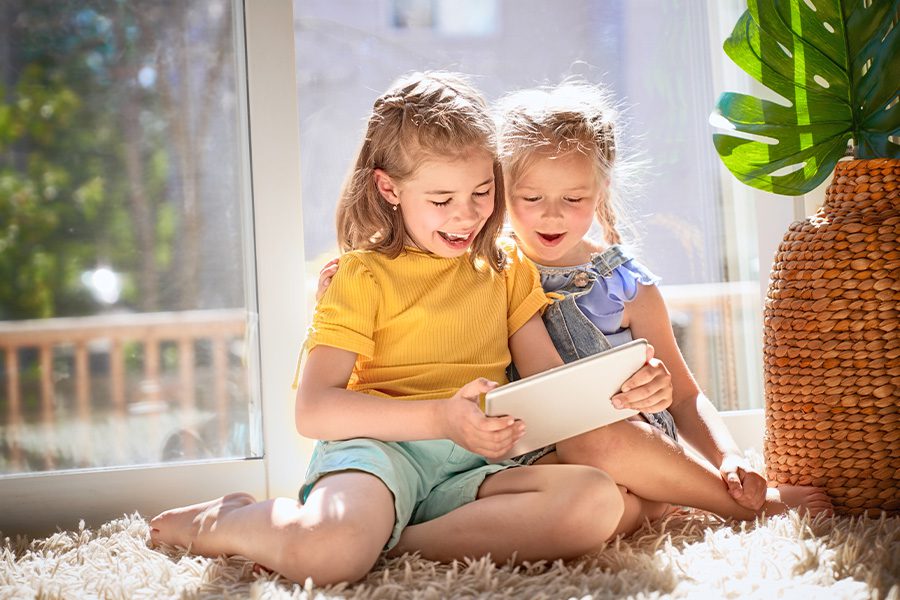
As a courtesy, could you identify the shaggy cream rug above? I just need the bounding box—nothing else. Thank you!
[1,509,897,599]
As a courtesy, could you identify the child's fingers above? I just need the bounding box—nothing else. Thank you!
[469,419,525,457]
[620,390,671,412]
[620,358,667,393]
[739,471,767,510]
[317,265,339,284]
[612,375,671,410]
[315,260,341,301]
[457,377,499,402]
[315,277,333,301]
[614,358,672,409]
[619,370,651,394]
[723,470,743,496]
[450,379,522,457]
[720,455,766,508]
[479,414,518,431]
[319,257,340,273]
[476,425,525,458]
[471,412,523,438]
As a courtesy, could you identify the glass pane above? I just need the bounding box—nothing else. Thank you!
[294,0,767,410]
[0,0,261,475]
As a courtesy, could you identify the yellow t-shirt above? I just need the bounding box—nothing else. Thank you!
[302,245,549,401]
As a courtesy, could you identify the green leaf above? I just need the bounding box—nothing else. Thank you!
[712,0,900,196]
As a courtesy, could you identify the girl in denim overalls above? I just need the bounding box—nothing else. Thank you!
[494,81,832,521]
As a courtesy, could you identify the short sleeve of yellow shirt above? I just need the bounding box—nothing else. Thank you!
[502,238,548,335]
[305,254,378,359]
[297,245,549,400]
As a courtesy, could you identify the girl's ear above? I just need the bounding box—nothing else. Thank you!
[373,169,400,207]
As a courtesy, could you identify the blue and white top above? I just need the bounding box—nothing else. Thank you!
[534,247,660,348]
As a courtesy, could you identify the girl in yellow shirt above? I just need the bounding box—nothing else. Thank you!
[149,72,668,585]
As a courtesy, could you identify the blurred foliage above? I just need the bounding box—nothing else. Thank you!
[0,0,233,320]
[0,82,108,319]
[1,2,151,319]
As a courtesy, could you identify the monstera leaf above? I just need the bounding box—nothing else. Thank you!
[712,0,900,196]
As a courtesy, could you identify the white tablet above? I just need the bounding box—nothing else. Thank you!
[485,338,648,458]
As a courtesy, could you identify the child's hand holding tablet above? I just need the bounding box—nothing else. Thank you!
[485,339,648,458]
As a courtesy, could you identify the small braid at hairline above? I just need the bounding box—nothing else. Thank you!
[595,197,622,246]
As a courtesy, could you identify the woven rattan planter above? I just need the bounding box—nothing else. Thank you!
[764,158,899,517]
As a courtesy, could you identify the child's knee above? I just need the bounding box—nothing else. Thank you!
[557,467,624,542]
[561,419,650,463]
[281,517,387,584]
[583,468,625,517]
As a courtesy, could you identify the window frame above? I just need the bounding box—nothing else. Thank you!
[0,0,310,537]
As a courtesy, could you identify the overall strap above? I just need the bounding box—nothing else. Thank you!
[591,245,630,278]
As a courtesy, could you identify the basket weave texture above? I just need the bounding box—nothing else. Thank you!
[764,158,899,517]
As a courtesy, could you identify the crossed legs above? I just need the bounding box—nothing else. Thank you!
[150,463,626,585]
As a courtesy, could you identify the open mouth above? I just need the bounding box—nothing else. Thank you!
[438,230,475,248]
[537,232,565,245]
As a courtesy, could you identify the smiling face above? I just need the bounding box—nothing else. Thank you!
[376,150,497,259]
[506,150,603,266]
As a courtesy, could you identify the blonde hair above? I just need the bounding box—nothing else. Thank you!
[336,71,506,271]
[495,81,630,246]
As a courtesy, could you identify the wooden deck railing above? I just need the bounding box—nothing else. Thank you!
[661,281,761,410]
[1,309,247,472]
[0,282,761,473]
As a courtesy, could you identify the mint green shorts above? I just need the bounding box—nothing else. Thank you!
[299,438,518,549]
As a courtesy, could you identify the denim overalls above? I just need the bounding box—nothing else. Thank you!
[514,245,678,465]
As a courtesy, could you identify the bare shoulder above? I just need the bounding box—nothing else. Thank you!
[621,281,667,328]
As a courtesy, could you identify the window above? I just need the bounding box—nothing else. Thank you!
[0,0,261,476]
[1,0,306,535]
[293,0,785,411]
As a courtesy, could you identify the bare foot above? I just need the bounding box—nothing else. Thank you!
[149,492,257,557]
[760,485,833,517]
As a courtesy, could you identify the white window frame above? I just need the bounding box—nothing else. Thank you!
[0,0,311,536]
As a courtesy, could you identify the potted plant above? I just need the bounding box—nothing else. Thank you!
[712,0,898,515]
